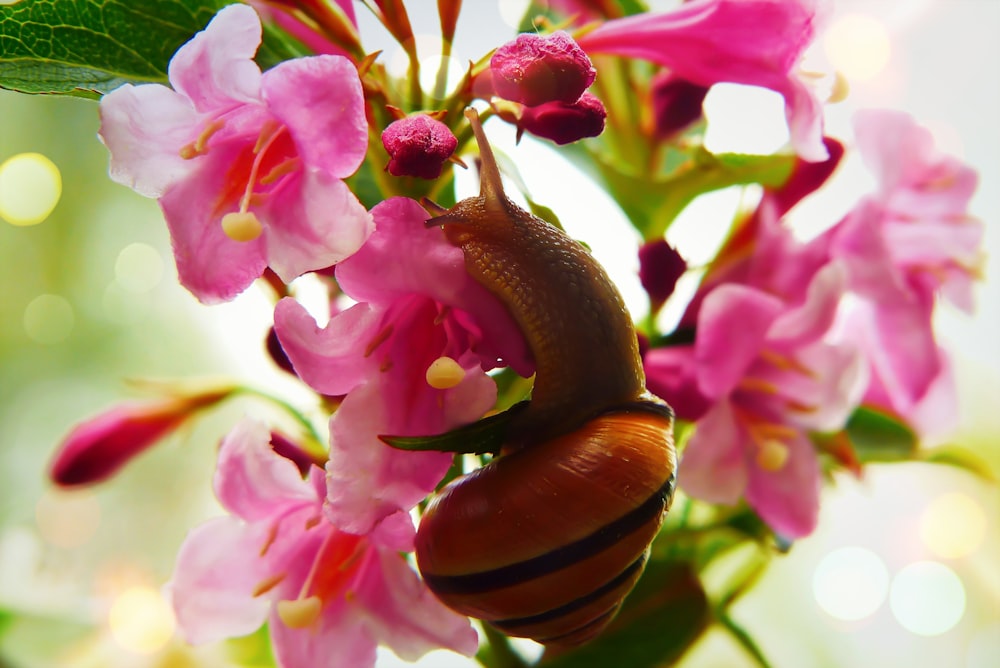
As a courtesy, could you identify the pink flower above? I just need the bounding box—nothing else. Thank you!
[275,197,532,534]
[99,4,372,303]
[825,109,980,424]
[577,0,829,161]
[654,267,865,537]
[168,418,478,668]
[49,389,231,487]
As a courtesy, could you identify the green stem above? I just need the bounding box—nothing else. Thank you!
[231,386,326,452]
[718,613,774,668]
[476,625,529,668]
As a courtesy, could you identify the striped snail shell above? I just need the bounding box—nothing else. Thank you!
[417,108,676,647]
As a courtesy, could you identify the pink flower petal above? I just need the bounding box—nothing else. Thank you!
[98,84,201,198]
[677,400,748,505]
[643,345,713,420]
[270,599,376,668]
[695,284,783,398]
[168,517,274,644]
[769,262,846,345]
[262,55,368,178]
[262,171,373,282]
[158,149,268,303]
[167,4,263,111]
[744,433,820,538]
[213,418,318,521]
[355,549,479,660]
[273,298,383,396]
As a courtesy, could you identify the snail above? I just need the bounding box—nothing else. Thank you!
[415,108,677,647]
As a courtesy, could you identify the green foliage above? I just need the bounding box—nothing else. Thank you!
[845,406,918,463]
[0,0,227,97]
[381,402,527,455]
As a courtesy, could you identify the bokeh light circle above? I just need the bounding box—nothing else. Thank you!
[23,293,75,344]
[920,492,988,559]
[108,586,176,654]
[813,546,889,621]
[890,561,965,636]
[0,152,62,226]
[115,242,164,293]
[823,14,891,82]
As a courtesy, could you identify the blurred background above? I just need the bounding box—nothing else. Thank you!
[1,0,997,666]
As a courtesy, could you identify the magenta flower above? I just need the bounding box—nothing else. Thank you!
[577,0,828,161]
[825,109,980,423]
[275,197,532,534]
[49,389,231,487]
[99,4,372,303]
[168,418,478,668]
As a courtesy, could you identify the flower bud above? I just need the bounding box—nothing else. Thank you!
[639,238,687,310]
[518,92,607,145]
[381,115,458,179]
[49,389,231,486]
[490,31,596,107]
[651,74,709,140]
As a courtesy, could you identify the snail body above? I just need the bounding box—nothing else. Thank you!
[416,109,676,646]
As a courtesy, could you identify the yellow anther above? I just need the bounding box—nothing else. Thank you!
[179,118,226,159]
[426,356,465,390]
[260,157,301,185]
[252,572,287,597]
[222,211,263,242]
[756,439,790,472]
[276,596,323,629]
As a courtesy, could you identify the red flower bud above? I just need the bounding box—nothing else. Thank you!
[381,115,458,179]
[651,74,709,140]
[49,390,230,487]
[639,238,687,310]
[518,92,607,145]
[490,31,596,107]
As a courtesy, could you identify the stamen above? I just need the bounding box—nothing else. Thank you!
[759,349,815,377]
[364,324,394,358]
[260,157,301,185]
[253,572,287,597]
[254,120,283,154]
[237,124,287,212]
[179,118,226,159]
[756,439,790,472]
[304,515,323,531]
[259,521,280,557]
[222,211,263,242]
[737,377,780,395]
[426,356,466,390]
[276,596,322,628]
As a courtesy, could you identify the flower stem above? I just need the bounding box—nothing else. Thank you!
[476,624,529,668]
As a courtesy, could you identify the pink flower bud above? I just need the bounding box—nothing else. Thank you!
[381,115,458,179]
[651,74,709,140]
[518,92,607,145]
[639,238,687,309]
[490,31,596,107]
[49,390,230,487]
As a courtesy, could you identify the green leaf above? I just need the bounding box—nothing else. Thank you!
[918,444,997,482]
[539,561,710,668]
[0,0,227,97]
[844,406,918,463]
[380,402,527,455]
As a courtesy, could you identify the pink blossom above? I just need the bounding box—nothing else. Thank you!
[99,4,372,303]
[168,418,478,668]
[275,197,532,534]
[825,109,980,422]
[663,269,864,537]
[577,0,829,161]
[49,389,231,487]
